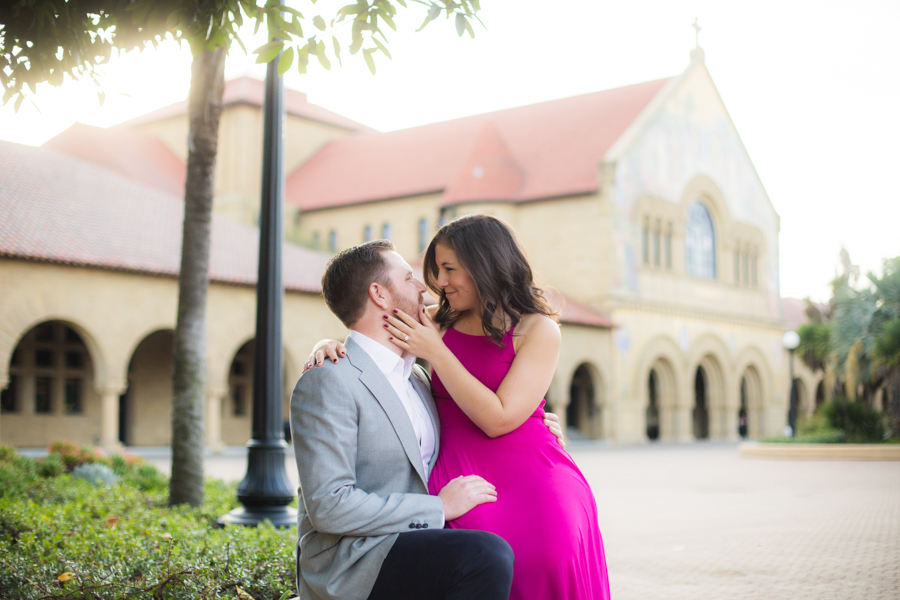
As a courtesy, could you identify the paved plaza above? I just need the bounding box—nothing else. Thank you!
[146,442,900,599]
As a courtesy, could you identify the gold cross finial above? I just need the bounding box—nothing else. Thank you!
[692,18,702,48]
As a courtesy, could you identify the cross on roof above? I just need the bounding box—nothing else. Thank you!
[692,18,702,48]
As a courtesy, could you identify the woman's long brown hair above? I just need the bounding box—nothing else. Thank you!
[423,213,557,345]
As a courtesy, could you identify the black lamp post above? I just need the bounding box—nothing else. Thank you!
[218,49,296,528]
[783,330,800,438]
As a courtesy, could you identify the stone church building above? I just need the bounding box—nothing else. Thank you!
[0,49,822,450]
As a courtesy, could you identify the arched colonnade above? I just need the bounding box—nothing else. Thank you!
[0,315,304,450]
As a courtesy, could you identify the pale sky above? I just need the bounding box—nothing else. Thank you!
[1,0,898,303]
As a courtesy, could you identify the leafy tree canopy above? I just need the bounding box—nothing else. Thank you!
[0,0,482,110]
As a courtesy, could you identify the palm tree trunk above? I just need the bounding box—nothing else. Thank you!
[169,47,227,507]
[888,370,900,438]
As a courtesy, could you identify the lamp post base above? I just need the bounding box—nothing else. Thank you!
[216,505,297,529]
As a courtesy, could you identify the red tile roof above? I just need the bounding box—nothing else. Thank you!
[286,77,672,211]
[543,288,614,329]
[0,140,328,293]
[120,76,375,133]
[43,122,187,197]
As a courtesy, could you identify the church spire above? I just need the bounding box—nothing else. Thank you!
[690,18,706,63]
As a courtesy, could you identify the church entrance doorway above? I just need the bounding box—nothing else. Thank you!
[693,366,710,439]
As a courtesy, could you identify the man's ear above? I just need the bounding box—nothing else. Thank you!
[368,282,390,311]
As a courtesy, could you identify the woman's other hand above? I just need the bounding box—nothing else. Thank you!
[544,412,566,449]
[303,339,346,373]
[383,308,446,362]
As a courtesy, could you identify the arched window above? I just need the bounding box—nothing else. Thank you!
[363,225,372,242]
[381,223,392,240]
[2,321,92,416]
[685,201,716,279]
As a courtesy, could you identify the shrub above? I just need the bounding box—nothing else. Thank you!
[821,397,887,443]
[121,463,168,492]
[0,444,16,462]
[110,451,145,476]
[38,453,65,478]
[797,411,831,436]
[73,462,119,487]
[47,441,112,471]
[0,462,30,499]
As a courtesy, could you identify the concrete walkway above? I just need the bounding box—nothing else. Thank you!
[142,442,899,600]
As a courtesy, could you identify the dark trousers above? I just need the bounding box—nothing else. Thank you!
[367,529,514,600]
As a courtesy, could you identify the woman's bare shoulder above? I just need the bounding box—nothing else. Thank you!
[514,313,560,349]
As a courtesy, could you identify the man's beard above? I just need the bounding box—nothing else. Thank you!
[388,287,423,324]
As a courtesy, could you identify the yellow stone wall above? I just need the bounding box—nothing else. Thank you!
[295,194,442,259]
[0,259,345,448]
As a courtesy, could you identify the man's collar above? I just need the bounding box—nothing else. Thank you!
[348,330,415,377]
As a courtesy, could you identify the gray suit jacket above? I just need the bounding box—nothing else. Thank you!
[290,337,444,600]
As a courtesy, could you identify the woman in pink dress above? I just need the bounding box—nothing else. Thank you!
[312,214,610,599]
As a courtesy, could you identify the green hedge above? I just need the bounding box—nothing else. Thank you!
[761,397,888,444]
[821,398,886,443]
[0,445,297,600]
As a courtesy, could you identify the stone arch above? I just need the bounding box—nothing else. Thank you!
[734,345,775,440]
[221,338,297,447]
[1,319,101,447]
[566,362,605,440]
[121,329,175,446]
[119,322,178,384]
[687,334,733,441]
[739,365,765,439]
[1,312,107,393]
[647,357,679,441]
[634,335,684,441]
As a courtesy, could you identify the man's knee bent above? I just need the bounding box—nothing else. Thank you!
[471,531,514,576]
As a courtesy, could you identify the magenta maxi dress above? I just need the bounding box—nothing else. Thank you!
[427,328,611,600]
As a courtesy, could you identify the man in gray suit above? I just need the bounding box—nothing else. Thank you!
[291,240,514,600]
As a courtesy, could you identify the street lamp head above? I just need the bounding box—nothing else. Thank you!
[783,330,800,351]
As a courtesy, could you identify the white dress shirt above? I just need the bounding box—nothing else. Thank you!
[348,330,436,477]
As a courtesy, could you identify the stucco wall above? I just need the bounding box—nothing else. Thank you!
[296,194,442,260]
[0,259,345,448]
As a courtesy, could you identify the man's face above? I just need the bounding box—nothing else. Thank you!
[381,251,426,322]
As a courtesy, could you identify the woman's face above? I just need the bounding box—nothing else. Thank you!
[434,243,478,313]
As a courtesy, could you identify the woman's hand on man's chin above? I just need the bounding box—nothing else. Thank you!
[383,307,445,362]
